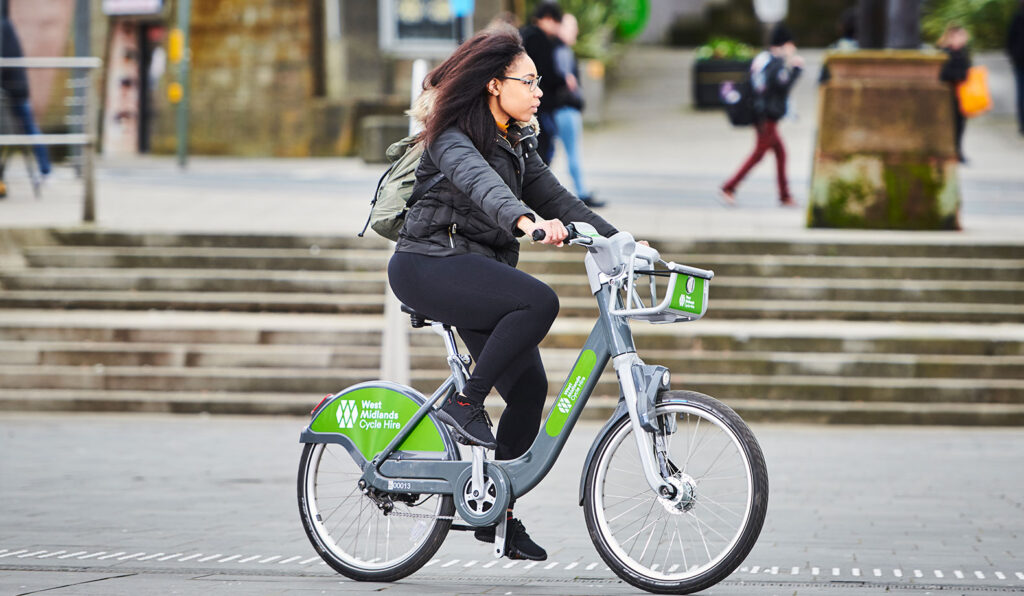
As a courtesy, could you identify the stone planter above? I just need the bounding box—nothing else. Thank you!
[809,51,961,230]
[692,58,752,109]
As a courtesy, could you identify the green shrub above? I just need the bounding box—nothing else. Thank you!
[696,37,757,60]
[922,0,1017,50]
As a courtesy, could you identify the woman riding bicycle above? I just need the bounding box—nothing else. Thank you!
[387,27,618,561]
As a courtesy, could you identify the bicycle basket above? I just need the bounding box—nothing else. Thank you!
[608,261,712,324]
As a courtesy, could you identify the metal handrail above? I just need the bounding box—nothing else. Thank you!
[0,57,102,68]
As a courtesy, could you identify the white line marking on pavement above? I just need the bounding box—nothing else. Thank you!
[157,553,184,561]
[257,555,281,564]
[544,562,558,570]
[137,553,165,561]
[178,553,203,562]
[482,560,497,569]
[791,566,800,575]
[954,570,964,579]
[935,570,944,578]
[38,551,66,559]
[78,552,105,560]
[873,569,881,577]
[19,550,49,558]
[59,551,87,559]
[0,550,7,556]
[463,560,478,568]
[523,561,539,570]
[441,559,459,568]
[586,562,598,571]
[97,552,126,560]
[975,571,985,579]
[424,558,439,567]
[832,567,840,576]
[566,562,578,570]
[118,552,146,561]
[893,569,903,578]
[1016,572,1024,580]
[218,555,241,563]
[914,569,923,578]
[278,556,301,565]
[237,555,261,564]
[750,566,760,573]
[503,561,519,569]
[852,568,860,577]
[299,557,320,565]
[0,550,28,559]
[995,571,1006,580]
[770,566,778,575]
[811,567,820,576]
[197,554,222,563]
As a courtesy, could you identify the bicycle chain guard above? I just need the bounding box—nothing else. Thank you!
[453,463,510,528]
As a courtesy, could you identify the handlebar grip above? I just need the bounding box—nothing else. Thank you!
[532,229,546,242]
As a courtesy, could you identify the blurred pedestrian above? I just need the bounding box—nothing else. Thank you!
[819,7,859,84]
[552,13,603,208]
[938,24,971,163]
[1008,0,1024,135]
[1,12,51,198]
[520,1,567,165]
[720,23,803,207]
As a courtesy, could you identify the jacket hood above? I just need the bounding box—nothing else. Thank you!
[407,88,541,134]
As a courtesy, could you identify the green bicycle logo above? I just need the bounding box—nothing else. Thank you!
[336,400,359,429]
[556,397,573,414]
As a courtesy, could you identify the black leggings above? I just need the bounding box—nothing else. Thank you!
[388,252,559,461]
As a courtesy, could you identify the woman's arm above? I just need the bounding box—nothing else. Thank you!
[428,127,535,235]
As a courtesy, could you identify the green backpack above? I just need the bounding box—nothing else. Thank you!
[358,134,444,241]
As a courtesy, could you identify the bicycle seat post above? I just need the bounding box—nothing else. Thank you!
[430,321,471,391]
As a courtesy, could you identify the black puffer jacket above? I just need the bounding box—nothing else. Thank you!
[396,123,617,267]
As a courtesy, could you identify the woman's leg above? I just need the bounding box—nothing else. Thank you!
[762,120,791,202]
[388,252,558,404]
[553,107,589,198]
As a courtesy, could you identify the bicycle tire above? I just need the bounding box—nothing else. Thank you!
[297,442,456,582]
[583,390,768,594]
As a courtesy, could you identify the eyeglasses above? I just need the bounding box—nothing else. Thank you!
[501,75,542,91]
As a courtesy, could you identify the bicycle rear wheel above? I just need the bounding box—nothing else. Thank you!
[583,391,768,594]
[297,443,455,582]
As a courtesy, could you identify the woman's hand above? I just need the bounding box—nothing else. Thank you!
[517,216,568,246]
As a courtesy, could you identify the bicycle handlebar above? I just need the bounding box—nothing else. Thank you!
[532,223,592,245]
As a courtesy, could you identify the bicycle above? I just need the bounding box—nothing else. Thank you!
[297,222,768,594]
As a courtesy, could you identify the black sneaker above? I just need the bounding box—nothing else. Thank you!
[435,394,497,449]
[474,517,547,561]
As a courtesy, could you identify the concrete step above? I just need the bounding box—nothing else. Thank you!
[4,340,1020,380]
[4,364,1021,404]
[0,290,384,314]
[2,310,1022,356]
[0,268,385,294]
[517,252,1024,281]
[37,229,1024,259]
[4,269,1022,307]
[1,389,1023,426]
[19,246,1024,282]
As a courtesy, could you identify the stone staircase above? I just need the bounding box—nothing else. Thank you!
[1,229,1022,424]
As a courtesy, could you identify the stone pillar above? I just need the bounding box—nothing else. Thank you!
[808,51,961,231]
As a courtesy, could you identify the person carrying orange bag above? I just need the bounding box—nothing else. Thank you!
[958,65,993,118]
[938,24,973,163]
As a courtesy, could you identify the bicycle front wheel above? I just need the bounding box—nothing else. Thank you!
[583,391,768,594]
[297,443,455,582]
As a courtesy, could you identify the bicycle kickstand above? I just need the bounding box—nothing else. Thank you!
[469,446,506,558]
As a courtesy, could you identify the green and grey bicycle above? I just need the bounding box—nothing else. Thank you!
[297,222,768,594]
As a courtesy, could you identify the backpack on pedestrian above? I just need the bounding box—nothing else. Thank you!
[358,134,444,241]
[720,78,757,126]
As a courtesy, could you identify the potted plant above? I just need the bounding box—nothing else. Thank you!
[693,37,756,109]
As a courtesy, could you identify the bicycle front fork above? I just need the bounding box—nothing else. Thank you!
[613,353,677,498]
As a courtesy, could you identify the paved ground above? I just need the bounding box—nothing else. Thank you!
[0,48,1021,245]
[2,413,1023,595]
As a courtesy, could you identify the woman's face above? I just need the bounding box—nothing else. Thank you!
[490,53,542,124]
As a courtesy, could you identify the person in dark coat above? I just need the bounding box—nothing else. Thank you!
[1008,0,1024,135]
[1,14,52,196]
[389,28,619,562]
[720,23,803,207]
[519,2,567,165]
[938,24,971,163]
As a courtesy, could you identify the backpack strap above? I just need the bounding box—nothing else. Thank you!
[407,171,445,208]
[358,163,398,238]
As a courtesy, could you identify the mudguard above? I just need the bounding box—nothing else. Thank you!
[300,381,457,464]
[578,399,629,506]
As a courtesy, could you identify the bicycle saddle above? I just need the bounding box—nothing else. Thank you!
[400,304,432,328]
